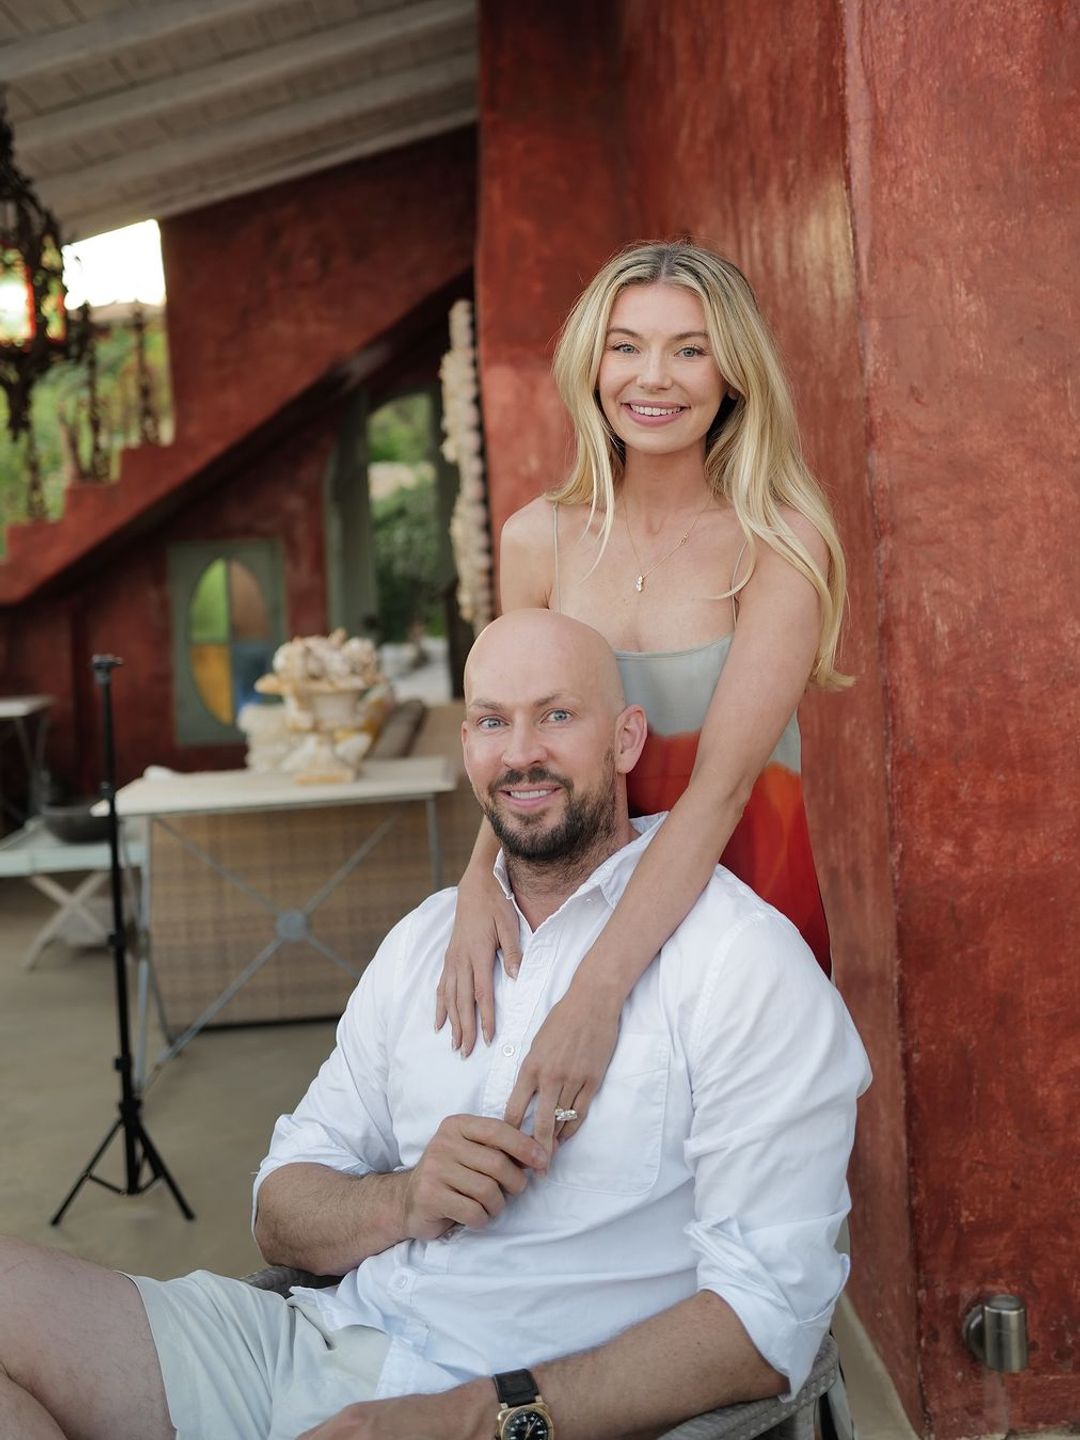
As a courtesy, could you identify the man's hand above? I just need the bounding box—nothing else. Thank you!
[403,1114,548,1240]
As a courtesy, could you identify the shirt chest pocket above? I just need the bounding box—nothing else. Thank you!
[544,1033,670,1197]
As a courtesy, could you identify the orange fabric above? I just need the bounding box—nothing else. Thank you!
[626,729,831,976]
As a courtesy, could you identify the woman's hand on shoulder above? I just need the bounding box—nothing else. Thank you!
[500,497,557,611]
[436,865,524,1055]
[503,981,622,1155]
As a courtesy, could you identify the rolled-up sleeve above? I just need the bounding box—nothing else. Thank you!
[251,912,410,1225]
[685,911,871,1397]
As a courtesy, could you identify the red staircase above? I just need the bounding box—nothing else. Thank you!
[0,271,471,607]
[0,439,214,605]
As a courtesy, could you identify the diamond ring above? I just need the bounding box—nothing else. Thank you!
[554,1107,578,1123]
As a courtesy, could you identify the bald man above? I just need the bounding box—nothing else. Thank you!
[0,611,869,1440]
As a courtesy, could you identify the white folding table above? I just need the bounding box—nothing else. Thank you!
[0,818,146,970]
[99,757,456,1084]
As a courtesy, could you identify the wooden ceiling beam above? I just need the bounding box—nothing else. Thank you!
[16,0,475,154]
[57,108,476,240]
[0,0,277,83]
[39,53,477,219]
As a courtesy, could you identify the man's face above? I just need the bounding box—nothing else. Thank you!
[463,660,621,867]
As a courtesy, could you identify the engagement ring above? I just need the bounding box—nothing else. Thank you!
[554,1107,578,1123]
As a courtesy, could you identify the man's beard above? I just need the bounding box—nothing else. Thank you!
[480,754,618,870]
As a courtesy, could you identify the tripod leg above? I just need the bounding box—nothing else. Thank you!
[52,656,193,1227]
[137,1120,196,1221]
[51,1118,123,1226]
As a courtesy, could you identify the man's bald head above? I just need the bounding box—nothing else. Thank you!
[464,610,626,719]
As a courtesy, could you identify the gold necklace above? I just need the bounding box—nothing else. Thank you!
[623,496,712,593]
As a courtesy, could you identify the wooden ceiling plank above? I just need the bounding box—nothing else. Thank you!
[256,1,315,44]
[16,0,474,154]
[66,0,142,18]
[187,81,475,170]
[65,106,476,239]
[6,69,86,122]
[0,0,281,83]
[38,50,477,213]
[0,0,26,44]
[17,0,82,34]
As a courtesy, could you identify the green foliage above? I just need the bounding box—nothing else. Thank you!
[0,314,173,554]
[367,392,445,643]
[368,392,432,465]
[372,476,444,642]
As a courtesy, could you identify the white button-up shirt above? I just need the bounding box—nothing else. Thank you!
[254,816,870,1400]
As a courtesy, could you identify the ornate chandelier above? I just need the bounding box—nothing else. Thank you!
[0,96,69,441]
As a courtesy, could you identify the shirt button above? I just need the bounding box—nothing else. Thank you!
[501,1043,516,1057]
[393,1274,408,1290]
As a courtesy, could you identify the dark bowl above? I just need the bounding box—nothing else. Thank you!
[40,799,111,846]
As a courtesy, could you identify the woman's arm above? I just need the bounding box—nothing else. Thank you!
[505,513,831,1150]
[436,500,556,1052]
[435,816,515,1051]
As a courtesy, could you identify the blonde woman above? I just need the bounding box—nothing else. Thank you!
[438,240,849,1152]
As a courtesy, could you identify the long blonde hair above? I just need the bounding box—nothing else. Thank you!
[549,241,850,688]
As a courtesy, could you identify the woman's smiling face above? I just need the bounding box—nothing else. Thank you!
[597,282,725,457]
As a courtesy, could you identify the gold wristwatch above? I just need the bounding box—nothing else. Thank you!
[493,1368,555,1439]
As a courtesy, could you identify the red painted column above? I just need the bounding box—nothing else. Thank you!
[476,2,630,549]
[478,0,918,1416]
[843,1,1080,1431]
[477,2,1080,1434]
[614,5,919,1412]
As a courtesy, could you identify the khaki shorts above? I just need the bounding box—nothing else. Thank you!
[128,1270,389,1440]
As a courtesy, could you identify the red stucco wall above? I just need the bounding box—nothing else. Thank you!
[477,2,630,544]
[477,0,917,1413]
[614,1,919,1416]
[844,1,1080,1431]
[161,128,474,473]
[477,2,1078,1433]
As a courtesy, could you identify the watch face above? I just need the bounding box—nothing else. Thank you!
[504,1407,552,1440]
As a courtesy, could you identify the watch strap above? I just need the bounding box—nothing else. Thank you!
[494,1368,540,1407]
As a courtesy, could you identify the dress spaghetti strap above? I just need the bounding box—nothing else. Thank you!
[551,501,562,613]
[730,538,749,629]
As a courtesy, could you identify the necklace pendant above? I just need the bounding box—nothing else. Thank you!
[634,575,644,593]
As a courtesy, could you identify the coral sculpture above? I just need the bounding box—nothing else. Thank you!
[249,630,384,784]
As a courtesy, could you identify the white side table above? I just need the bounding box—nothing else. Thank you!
[0,818,145,970]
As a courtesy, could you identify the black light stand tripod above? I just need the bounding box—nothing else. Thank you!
[51,655,194,1225]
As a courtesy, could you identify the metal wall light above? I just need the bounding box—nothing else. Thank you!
[963,1294,1029,1373]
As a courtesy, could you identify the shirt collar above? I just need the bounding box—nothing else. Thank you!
[492,813,668,914]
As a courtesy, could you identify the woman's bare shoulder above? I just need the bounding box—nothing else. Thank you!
[500,497,558,608]
[502,495,597,551]
[502,496,556,551]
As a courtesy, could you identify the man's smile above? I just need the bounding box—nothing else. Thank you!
[491,770,568,815]
[499,783,562,812]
